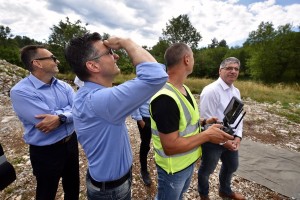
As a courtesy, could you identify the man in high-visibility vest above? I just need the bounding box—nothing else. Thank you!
[150,43,233,200]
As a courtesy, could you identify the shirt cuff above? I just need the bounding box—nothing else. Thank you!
[234,135,242,141]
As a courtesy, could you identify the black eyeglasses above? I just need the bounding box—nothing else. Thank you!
[89,48,114,61]
[33,55,58,63]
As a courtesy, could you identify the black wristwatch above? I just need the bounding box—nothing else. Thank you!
[58,114,67,125]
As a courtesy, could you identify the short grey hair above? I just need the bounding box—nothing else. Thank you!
[220,57,240,69]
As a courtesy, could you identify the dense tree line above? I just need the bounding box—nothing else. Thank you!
[0,15,299,83]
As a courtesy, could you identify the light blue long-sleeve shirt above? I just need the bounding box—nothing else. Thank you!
[131,99,150,121]
[73,62,168,182]
[10,74,75,146]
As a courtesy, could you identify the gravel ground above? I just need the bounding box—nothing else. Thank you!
[0,92,299,200]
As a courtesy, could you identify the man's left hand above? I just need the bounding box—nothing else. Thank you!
[224,137,241,151]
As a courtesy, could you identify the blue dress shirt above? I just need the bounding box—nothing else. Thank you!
[131,99,150,120]
[73,62,168,182]
[10,74,75,146]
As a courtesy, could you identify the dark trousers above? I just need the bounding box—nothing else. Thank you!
[137,117,152,172]
[29,133,80,200]
[198,142,239,196]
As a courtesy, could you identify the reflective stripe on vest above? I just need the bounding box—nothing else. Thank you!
[152,123,199,137]
[154,145,199,158]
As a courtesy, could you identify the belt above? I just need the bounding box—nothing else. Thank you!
[88,168,131,190]
[53,132,74,145]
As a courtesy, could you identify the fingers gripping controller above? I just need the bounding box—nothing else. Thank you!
[202,97,246,136]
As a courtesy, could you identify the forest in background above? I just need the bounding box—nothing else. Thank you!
[0,15,299,83]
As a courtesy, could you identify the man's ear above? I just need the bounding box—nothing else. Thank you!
[183,54,190,65]
[31,60,42,69]
[86,61,101,72]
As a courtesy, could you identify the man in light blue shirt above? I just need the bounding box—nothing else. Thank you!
[10,45,79,200]
[65,32,168,200]
[11,75,75,146]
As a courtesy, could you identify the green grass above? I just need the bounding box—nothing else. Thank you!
[114,73,136,85]
[185,77,214,94]
[233,80,300,123]
[268,107,300,124]
[235,81,300,104]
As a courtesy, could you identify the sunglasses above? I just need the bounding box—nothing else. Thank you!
[33,55,58,63]
[89,48,114,61]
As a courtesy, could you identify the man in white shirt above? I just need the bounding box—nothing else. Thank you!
[198,57,245,200]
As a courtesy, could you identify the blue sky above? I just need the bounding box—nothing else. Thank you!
[0,0,299,48]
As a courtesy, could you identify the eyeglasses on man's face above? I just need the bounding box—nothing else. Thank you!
[221,66,240,72]
[32,55,58,63]
[89,48,114,61]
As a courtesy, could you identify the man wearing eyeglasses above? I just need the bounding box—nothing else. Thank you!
[198,57,245,200]
[64,32,168,200]
[10,45,79,200]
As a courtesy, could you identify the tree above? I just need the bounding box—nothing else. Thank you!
[161,14,202,49]
[0,25,13,41]
[208,38,218,48]
[47,18,134,75]
[48,17,88,48]
[48,17,89,73]
[245,22,300,83]
[218,39,228,48]
[193,47,228,78]
[150,39,169,64]
[14,35,42,48]
[0,25,22,66]
[244,22,276,46]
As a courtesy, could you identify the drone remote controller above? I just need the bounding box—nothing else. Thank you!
[202,97,246,135]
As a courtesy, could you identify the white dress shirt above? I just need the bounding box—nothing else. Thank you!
[199,77,243,138]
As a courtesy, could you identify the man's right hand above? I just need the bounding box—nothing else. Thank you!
[203,123,234,144]
[104,37,157,66]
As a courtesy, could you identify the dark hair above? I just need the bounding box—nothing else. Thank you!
[64,32,102,81]
[164,43,191,68]
[20,45,46,72]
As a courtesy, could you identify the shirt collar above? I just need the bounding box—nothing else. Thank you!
[217,77,233,91]
[84,81,106,90]
[28,73,57,89]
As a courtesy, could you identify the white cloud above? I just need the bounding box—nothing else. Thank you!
[0,0,299,48]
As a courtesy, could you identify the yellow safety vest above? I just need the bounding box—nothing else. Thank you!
[150,83,201,174]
